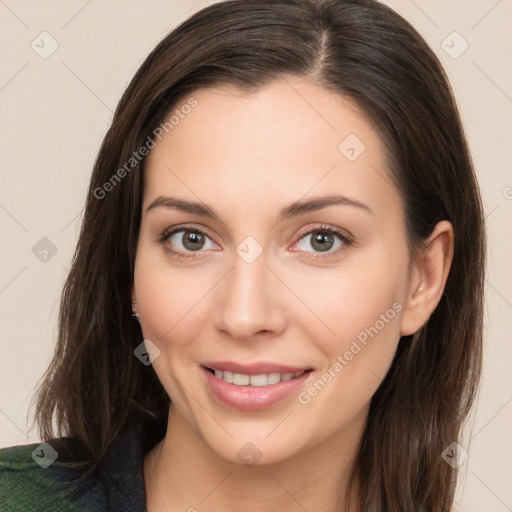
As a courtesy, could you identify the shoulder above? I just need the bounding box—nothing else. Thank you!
[0,439,106,511]
[0,415,166,512]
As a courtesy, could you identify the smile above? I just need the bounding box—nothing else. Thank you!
[209,368,306,386]
[201,362,313,411]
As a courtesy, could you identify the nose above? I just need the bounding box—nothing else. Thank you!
[213,251,287,341]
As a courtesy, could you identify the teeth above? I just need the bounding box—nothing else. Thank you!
[233,373,250,385]
[267,373,281,385]
[249,374,268,387]
[211,369,305,386]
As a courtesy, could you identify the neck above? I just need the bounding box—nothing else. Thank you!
[144,404,365,512]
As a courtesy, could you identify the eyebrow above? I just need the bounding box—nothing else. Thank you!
[145,194,373,220]
[278,194,373,220]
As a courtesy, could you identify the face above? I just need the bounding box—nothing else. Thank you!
[132,79,413,466]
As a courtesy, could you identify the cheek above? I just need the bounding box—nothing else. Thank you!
[286,249,408,412]
[291,250,407,429]
[133,246,215,348]
[133,250,216,408]
[325,273,403,348]
[291,254,406,349]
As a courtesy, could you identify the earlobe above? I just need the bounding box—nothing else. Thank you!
[131,284,138,314]
[400,220,454,336]
[131,285,141,322]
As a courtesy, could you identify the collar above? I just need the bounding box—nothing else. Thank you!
[95,414,167,511]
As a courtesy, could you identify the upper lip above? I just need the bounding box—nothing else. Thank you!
[201,361,312,375]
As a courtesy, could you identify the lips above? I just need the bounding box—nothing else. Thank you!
[201,361,313,411]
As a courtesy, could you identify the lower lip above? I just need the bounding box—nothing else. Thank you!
[202,367,311,411]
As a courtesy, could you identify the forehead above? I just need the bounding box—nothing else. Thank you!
[143,79,401,224]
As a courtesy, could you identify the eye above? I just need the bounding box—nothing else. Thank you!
[159,227,219,256]
[294,225,352,255]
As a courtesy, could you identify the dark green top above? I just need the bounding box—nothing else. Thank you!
[0,416,166,512]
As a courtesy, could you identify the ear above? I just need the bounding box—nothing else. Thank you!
[400,220,454,336]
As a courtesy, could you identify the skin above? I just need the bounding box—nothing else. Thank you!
[132,78,454,512]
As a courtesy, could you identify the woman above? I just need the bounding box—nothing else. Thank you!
[0,0,485,510]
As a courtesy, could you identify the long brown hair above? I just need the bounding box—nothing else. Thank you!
[32,1,486,510]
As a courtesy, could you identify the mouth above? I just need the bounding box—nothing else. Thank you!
[200,362,313,411]
[204,366,309,386]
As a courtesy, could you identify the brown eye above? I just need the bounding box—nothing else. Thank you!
[310,232,335,252]
[181,231,206,251]
[296,228,348,254]
[163,229,218,254]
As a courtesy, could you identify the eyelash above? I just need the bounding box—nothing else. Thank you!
[157,224,353,260]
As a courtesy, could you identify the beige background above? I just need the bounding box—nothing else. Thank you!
[1,1,511,510]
